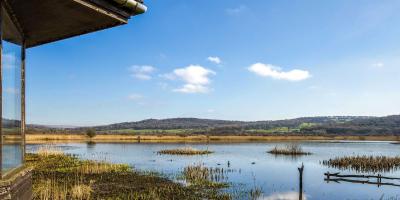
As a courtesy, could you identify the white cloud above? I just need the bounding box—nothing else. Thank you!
[207,56,222,64]
[371,62,384,68]
[173,65,215,85]
[164,65,216,94]
[248,63,311,81]
[207,109,215,113]
[129,65,156,80]
[128,94,144,101]
[226,5,248,15]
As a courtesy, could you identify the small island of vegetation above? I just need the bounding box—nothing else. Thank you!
[267,144,311,156]
[158,147,213,155]
[322,155,400,173]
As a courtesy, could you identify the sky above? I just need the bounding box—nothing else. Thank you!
[26,0,400,126]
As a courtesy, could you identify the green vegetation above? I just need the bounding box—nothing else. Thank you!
[158,147,213,155]
[322,155,400,173]
[85,129,96,139]
[27,147,229,200]
[268,144,311,156]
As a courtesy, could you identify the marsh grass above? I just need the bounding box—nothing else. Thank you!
[322,155,400,173]
[36,145,63,157]
[77,160,131,174]
[268,144,311,156]
[34,179,68,200]
[71,183,93,200]
[158,147,213,155]
[183,164,231,186]
[28,150,229,200]
[249,186,263,200]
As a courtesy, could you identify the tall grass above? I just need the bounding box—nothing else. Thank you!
[34,179,68,200]
[71,184,93,200]
[77,160,131,174]
[36,145,63,157]
[183,164,230,184]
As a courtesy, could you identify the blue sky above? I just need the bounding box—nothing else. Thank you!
[26,0,400,126]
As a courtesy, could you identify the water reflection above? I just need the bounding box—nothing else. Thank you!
[2,144,23,173]
[259,191,306,200]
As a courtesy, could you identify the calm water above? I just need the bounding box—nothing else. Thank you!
[27,141,400,200]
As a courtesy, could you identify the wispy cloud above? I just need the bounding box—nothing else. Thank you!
[174,84,210,94]
[226,5,248,15]
[128,93,144,101]
[248,63,311,81]
[371,62,384,68]
[129,65,156,80]
[207,56,222,64]
[163,65,216,94]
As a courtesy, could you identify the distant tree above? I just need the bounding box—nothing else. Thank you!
[86,129,96,139]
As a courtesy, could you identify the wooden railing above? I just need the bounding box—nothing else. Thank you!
[325,172,400,187]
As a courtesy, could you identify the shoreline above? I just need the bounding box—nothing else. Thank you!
[26,134,400,144]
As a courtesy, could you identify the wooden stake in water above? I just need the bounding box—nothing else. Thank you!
[298,163,304,200]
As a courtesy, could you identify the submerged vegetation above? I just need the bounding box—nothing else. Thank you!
[27,147,229,200]
[322,155,400,173]
[158,147,213,155]
[267,144,311,156]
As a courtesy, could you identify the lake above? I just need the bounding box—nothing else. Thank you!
[27,141,400,200]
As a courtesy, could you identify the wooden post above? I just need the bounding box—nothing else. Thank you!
[377,174,381,187]
[298,163,304,200]
[0,0,3,178]
[21,40,26,162]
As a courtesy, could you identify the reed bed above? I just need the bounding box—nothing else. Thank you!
[36,145,64,157]
[77,160,131,174]
[322,155,400,173]
[71,184,93,200]
[158,147,213,155]
[183,164,231,185]
[267,144,311,156]
[34,179,68,200]
[28,150,229,199]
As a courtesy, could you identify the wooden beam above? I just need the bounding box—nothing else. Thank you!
[3,0,24,39]
[72,0,128,24]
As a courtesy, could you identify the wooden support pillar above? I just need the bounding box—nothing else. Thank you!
[21,40,26,162]
[0,0,3,178]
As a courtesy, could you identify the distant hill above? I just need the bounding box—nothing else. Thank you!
[79,116,366,130]
[27,115,400,135]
